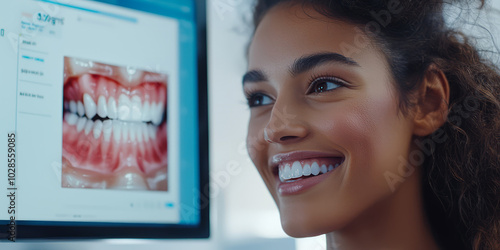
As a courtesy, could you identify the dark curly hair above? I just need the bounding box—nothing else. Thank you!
[251,0,500,249]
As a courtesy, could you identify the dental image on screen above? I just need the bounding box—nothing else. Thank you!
[0,0,205,227]
[62,57,168,191]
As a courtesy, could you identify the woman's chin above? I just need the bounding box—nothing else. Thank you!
[280,212,347,238]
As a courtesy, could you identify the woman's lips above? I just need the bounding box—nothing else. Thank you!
[276,165,339,196]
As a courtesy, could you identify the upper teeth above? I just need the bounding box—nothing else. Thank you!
[279,161,339,182]
[66,94,165,125]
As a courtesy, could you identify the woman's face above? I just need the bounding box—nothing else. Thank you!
[245,4,416,236]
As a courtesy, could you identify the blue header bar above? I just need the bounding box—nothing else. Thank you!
[36,0,138,22]
[92,0,195,21]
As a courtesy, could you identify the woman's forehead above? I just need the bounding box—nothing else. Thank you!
[248,3,381,73]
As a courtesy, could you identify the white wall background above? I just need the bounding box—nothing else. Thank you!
[1,0,499,249]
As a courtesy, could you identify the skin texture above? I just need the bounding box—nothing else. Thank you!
[244,3,449,250]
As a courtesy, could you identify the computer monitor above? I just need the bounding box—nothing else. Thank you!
[0,0,209,239]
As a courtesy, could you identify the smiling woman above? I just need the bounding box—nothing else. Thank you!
[243,0,500,249]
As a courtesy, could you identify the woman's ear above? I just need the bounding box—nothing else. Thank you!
[412,65,450,136]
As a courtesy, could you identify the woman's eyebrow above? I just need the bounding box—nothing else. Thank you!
[242,52,358,85]
[242,69,267,85]
[290,52,360,76]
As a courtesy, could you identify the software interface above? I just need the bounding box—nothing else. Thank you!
[0,0,200,225]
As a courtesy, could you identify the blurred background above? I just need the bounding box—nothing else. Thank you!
[1,0,499,249]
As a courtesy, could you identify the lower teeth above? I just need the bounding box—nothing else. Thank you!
[284,172,324,182]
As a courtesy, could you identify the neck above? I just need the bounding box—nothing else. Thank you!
[325,168,440,250]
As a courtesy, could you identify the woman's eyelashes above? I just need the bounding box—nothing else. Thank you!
[244,76,348,108]
[246,92,274,107]
[306,76,348,94]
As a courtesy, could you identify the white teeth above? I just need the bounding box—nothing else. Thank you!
[129,123,137,142]
[149,102,157,124]
[121,122,129,142]
[151,102,164,126]
[77,101,85,117]
[279,161,341,181]
[284,164,292,180]
[84,119,94,135]
[141,102,150,122]
[76,117,86,132]
[67,92,165,144]
[321,164,328,174]
[142,124,149,142]
[118,94,131,121]
[68,94,164,124]
[83,94,97,119]
[107,97,118,119]
[102,120,112,142]
[69,101,77,113]
[93,120,103,139]
[311,162,320,176]
[113,120,122,143]
[148,124,156,139]
[303,164,311,176]
[115,95,159,123]
[64,113,78,125]
[130,96,142,121]
[67,114,151,144]
[97,95,108,118]
[291,161,302,178]
[136,123,143,142]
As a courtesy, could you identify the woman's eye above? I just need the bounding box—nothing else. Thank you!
[247,93,273,107]
[308,78,345,94]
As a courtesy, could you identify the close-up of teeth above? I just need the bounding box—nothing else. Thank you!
[64,113,157,142]
[62,58,169,191]
[65,94,165,125]
[279,161,341,182]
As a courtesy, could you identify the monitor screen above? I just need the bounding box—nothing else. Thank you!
[0,0,209,239]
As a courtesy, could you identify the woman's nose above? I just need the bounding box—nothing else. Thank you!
[263,105,308,143]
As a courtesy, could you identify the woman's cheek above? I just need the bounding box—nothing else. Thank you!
[246,114,276,187]
[246,115,267,159]
[330,95,412,195]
